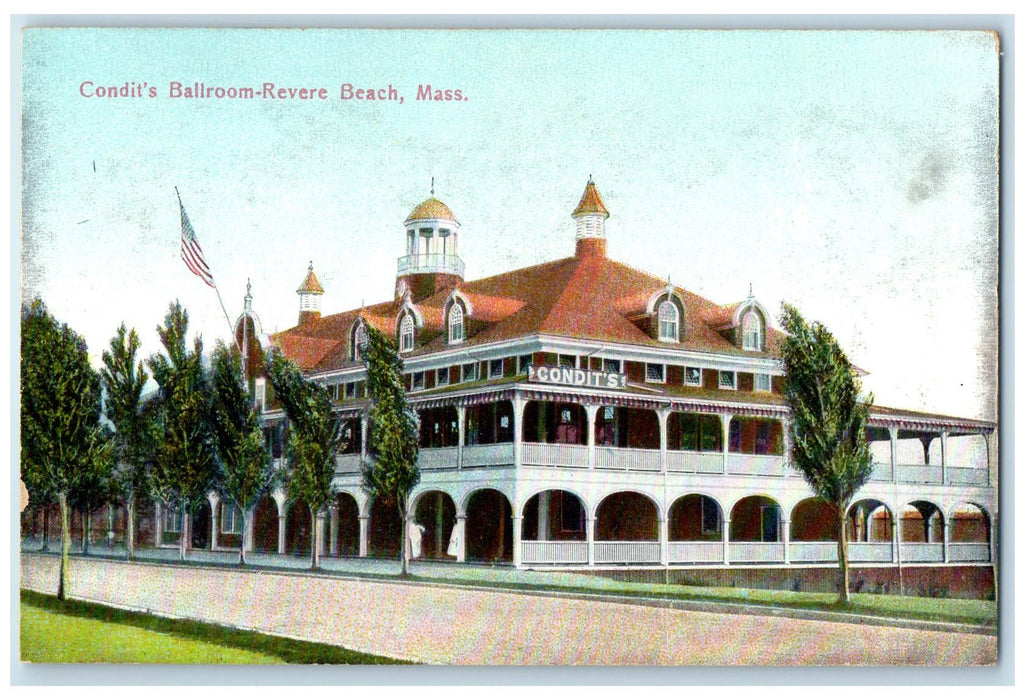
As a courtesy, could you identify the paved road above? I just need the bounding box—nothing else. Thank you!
[20,553,997,665]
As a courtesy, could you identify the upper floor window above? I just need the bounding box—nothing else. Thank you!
[558,354,577,368]
[646,363,665,383]
[518,354,533,374]
[684,367,702,386]
[400,314,415,353]
[719,370,737,390]
[603,358,622,374]
[351,322,368,362]
[448,303,464,344]
[742,311,763,351]
[754,373,771,392]
[462,362,477,382]
[437,367,450,386]
[411,371,425,391]
[658,301,679,342]
[489,359,504,379]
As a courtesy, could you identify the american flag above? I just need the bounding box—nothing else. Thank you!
[178,196,216,288]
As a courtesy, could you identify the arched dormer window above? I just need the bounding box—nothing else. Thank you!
[399,314,415,353]
[448,303,464,344]
[351,320,368,362]
[742,310,763,351]
[658,301,679,342]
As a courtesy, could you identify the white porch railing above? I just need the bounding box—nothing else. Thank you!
[666,541,724,563]
[666,450,723,474]
[848,541,893,562]
[521,442,588,468]
[789,542,838,563]
[461,442,514,467]
[335,453,362,474]
[728,454,785,477]
[594,446,661,471]
[947,542,991,562]
[729,542,784,563]
[396,253,465,277]
[521,540,588,564]
[868,463,893,482]
[418,446,459,470]
[594,541,660,564]
[946,467,989,486]
[894,464,943,485]
[901,543,944,562]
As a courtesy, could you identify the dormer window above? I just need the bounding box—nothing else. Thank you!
[400,314,415,352]
[448,303,464,344]
[658,301,679,342]
[742,310,763,351]
[351,322,368,362]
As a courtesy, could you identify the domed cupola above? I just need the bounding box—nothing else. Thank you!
[572,177,610,258]
[396,181,465,302]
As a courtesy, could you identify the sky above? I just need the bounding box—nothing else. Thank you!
[19,28,998,422]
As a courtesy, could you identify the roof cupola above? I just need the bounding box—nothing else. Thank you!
[397,179,465,301]
[296,261,324,325]
[572,177,609,258]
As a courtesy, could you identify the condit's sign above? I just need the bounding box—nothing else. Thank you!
[527,364,626,390]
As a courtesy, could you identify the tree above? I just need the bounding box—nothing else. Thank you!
[210,343,275,565]
[147,301,216,563]
[779,303,874,606]
[266,351,342,569]
[101,323,151,560]
[69,428,115,556]
[21,300,111,600]
[360,325,420,577]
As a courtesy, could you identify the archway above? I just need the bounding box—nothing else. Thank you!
[252,496,279,553]
[950,503,990,543]
[335,492,360,557]
[465,489,513,563]
[595,491,658,541]
[789,497,839,541]
[522,490,586,541]
[901,500,944,543]
[285,498,312,556]
[190,501,211,550]
[412,491,457,560]
[668,494,722,541]
[846,499,892,542]
[729,495,782,542]
[369,496,401,558]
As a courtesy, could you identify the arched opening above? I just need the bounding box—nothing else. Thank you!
[846,499,893,542]
[335,492,360,557]
[789,498,839,541]
[595,491,658,541]
[134,497,156,549]
[369,496,402,558]
[412,491,457,560]
[668,494,722,541]
[285,498,312,557]
[252,496,279,553]
[190,501,211,550]
[729,495,782,542]
[950,503,990,543]
[465,489,513,563]
[522,490,586,541]
[900,500,945,543]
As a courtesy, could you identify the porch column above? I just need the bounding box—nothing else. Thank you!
[316,510,328,557]
[984,432,993,487]
[512,393,527,468]
[277,504,287,555]
[891,514,900,564]
[585,404,600,470]
[208,493,220,551]
[943,512,951,563]
[456,514,467,562]
[512,515,522,567]
[586,515,596,566]
[360,411,369,461]
[782,418,793,475]
[940,430,949,485]
[722,413,733,475]
[722,518,731,565]
[154,502,163,547]
[358,515,369,558]
[243,507,255,553]
[888,427,898,483]
[990,515,998,564]
[781,518,790,564]
[657,407,670,473]
[456,405,466,470]
[658,515,668,566]
[329,505,339,556]
[537,491,550,539]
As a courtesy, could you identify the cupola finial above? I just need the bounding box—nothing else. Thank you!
[430,176,435,198]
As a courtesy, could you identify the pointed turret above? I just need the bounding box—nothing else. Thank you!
[296,262,324,325]
[572,178,610,258]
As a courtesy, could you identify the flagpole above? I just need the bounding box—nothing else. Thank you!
[176,187,244,360]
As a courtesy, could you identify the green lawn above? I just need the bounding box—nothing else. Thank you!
[19,590,405,664]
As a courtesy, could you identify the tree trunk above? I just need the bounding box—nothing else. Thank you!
[398,497,408,577]
[41,506,50,552]
[239,511,247,566]
[837,506,851,606]
[82,509,91,555]
[309,504,319,570]
[57,492,70,601]
[179,500,188,563]
[126,494,136,561]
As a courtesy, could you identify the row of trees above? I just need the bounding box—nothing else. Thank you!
[21,299,421,599]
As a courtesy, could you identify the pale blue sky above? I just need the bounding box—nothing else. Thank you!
[20,28,998,420]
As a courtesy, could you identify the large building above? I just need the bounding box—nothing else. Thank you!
[150,180,997,593]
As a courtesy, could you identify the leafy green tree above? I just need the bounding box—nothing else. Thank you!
[211,343,276,565]
[101,324,152,560]
[360,325,420,576]
[69,428,115,555]
[147,301,216,563]
[780,303,874,606]
[266,352,342,569]
[21,300,111,599]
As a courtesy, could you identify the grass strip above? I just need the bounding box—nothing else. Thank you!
[20,589,408,664]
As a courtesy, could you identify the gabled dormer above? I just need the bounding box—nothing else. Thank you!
[643,285,686,343]
[395,295,425,354]
[713,289,770,352]
[444,289,473,345]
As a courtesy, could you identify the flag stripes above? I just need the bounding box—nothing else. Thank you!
[179,200,216,288]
